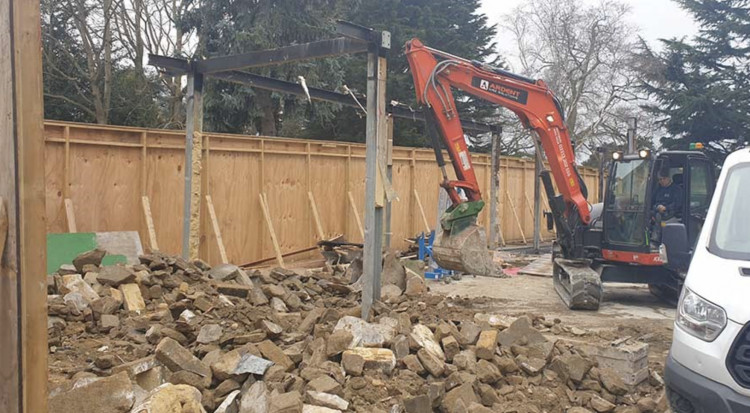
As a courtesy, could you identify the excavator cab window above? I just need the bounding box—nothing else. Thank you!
[604,159,651,246]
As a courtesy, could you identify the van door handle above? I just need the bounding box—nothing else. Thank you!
[741,268,750,277]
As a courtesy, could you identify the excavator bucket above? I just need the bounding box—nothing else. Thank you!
[432,223,500,277]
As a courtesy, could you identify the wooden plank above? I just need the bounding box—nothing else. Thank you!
[205,195,228,263]
[524,192,545,242]
[1,0,49,408]
[240,245,319,268]
[141,196,159,251]
[64,198,77,233]
[506,191,527,244]
[0,198,6,262]
[413,189,431,234]
[259,193,285,268]
[348,191,365,240]
[308,192,325,241]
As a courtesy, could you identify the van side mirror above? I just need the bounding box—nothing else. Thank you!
[663,223,690,271]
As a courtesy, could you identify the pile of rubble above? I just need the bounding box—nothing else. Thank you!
[47,249,668,413]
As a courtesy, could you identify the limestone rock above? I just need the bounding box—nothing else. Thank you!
[73,249,106,273]
[97,265,136,287]
[131,383,207,413]
[48,371,134,413]
[341,348,396,374]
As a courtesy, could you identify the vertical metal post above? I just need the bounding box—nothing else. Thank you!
[533,142,542,253]
[597,147,606,203]
[361,50,385,320]
[182,71,204,260]
[384,115,394,250]
[489,127,501,249]
[627,117,637,154]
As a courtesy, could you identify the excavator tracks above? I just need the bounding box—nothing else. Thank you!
[553,258,602,310]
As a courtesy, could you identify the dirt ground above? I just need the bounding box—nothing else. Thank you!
[429,270,676,361]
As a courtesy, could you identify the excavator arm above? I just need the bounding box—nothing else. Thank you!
[405,39,591,227]
[407,39,602,310]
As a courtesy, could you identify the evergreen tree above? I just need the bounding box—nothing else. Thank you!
[303,0,500,149]
[184,0,353,136]
[638,0,750,165]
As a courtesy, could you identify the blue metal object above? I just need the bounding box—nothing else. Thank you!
[416,230,452,280]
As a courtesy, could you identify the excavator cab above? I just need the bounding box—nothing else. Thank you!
[597,150,715,299]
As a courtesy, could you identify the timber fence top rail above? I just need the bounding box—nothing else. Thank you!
[43,120,599,174]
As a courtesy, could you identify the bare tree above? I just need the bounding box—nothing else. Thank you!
[43,0,120,124]
[114,0,196,127]
[500,0,649,159]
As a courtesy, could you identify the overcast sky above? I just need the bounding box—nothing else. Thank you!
[479,0,700,70]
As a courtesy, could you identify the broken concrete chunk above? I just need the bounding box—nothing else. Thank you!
[239,381,269,413]
[441,383,479,413]
[169,370,211,390]
[341,351,365,376]
[207,263,241,281]
[403,394,432,413]
[410,324,445,361]
[262,284,287,298]
[442,336,460,362]
[131,383,206,413]
[403,354,426,375]
[214,389,241,413]
[119,283,146,312]
[333,316,396,348]
[326,329,353,358]
[459,322,482,345]
[73,248,106,273]
[216,283,253,298]
[155,337,211,379]
[591,395,616,412]
[100,314,120,330]
[381,284,403,301]
[60,274,100,303]
[269,391,303,413]
[48,371,134,413]
[515,354,546,376]
[235,353,275,376]
[196,324,223,344]
[382,252,407,290]
[496,316,546,348]
[404,269,426,297]
[417,348,445,377]
[97,265,136,287]
[342,348,396,374]
[392,334,410,360]
[271,297,289,312]
[306,375,342,396]
[550,354,592,383]
[475,330,498,360]
[257,340,295,372]
[599,368,629,395]
[305,391,349,411]
[476,359,501,384]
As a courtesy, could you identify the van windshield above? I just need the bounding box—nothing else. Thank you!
[709,163,750,261]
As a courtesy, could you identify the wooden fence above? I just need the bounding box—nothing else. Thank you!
[43,121,600,265]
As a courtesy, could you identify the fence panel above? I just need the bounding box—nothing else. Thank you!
[44,121,600,265]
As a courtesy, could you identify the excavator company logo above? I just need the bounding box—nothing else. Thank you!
[472,77,528,104]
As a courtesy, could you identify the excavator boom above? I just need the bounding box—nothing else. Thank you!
[406,39,601,308]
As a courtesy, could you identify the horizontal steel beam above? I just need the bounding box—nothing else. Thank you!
[148,54,191,75]
[336,20,391,50]
[195,38,369,74]
[212,71,496,133]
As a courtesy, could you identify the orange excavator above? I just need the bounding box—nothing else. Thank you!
[406,39,716,310]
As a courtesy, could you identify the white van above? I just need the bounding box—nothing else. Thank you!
[665,147,750,412]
